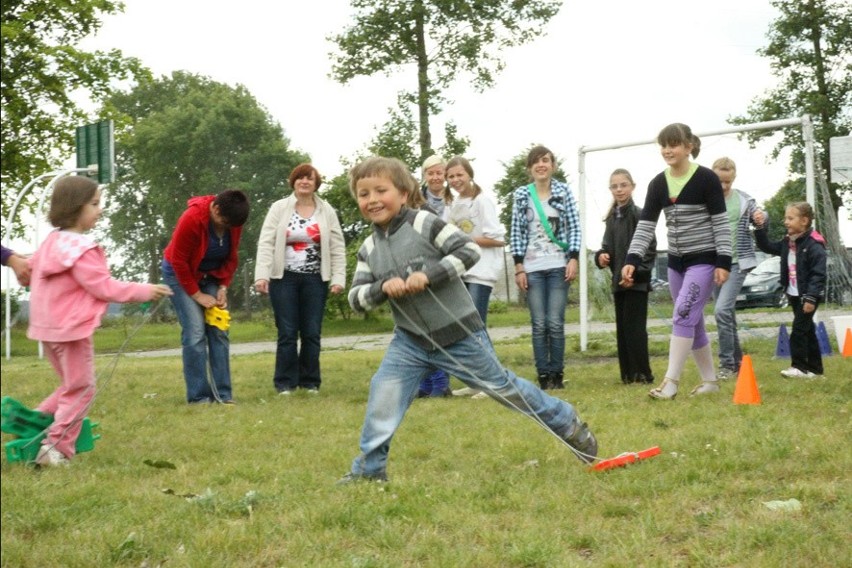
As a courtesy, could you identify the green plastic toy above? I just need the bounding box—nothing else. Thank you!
[1,396,101,464]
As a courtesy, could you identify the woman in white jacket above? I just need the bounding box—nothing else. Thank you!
[254,163,346,394]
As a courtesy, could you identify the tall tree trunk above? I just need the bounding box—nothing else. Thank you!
[414,2,432,160]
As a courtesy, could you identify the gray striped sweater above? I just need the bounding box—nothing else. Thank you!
[349,207,483,349]
[627,166,732,273]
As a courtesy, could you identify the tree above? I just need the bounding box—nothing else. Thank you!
[730,0,852,211]
[1,0,148,234]
[329,0,560,161]
[761,178,806,241]
[102,71,308,309]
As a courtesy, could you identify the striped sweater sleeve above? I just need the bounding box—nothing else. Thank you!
[348,235,385,313]
[417,210,481,288]
[626,179,664,266]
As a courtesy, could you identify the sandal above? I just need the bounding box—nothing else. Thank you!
[690,381,720,396]
[648,377,679,400]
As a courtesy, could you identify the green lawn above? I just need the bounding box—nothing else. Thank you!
[1,332,849,567]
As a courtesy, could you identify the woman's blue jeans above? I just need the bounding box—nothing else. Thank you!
[526,268,569,375]
[269,272,328,391]
[465,282,492,326]
[161,260,231,403]
[349,328,578,478]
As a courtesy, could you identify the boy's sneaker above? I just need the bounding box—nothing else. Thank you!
[35,444,69,467]
[471,391,489,400]
[564,417,598,465]
[336,471,388,485]
[717,368,736,381]
[537,373,552,390]
[452,387,481,397]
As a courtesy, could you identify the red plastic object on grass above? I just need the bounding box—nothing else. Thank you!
[590,446,661,472]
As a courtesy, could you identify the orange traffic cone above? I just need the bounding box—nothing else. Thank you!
[843,328,852,358]
[733,355,761,405]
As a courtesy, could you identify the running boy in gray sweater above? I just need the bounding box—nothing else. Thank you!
[338,157,597,484]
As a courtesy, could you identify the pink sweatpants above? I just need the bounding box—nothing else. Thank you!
[36,337,95,459]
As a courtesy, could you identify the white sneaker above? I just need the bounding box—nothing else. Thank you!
[780,367,812,378]
[717,368,736,381]
[35,444,69,467]
[452,387,481,397]
[471,392,489,400]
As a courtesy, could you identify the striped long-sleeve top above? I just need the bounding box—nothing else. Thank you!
[626,165,732,273]
[348,207,483,349]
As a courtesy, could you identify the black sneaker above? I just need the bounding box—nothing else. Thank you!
[564,417,598,464]
[336,471,388,485]
[538,372,552,390]
[550,372,565,389]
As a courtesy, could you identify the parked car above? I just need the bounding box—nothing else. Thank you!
[735,256,786,309]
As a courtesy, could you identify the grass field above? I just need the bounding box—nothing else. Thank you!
[1,325,849,567]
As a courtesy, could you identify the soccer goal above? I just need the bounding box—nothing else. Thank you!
[575,115,851,353]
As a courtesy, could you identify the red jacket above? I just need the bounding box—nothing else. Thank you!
[163,195,242,295]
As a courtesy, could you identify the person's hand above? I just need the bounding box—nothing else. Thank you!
[565,258,578,282]
[7,254,31,286]
[598,252,610,268]
[714,268,729,286]
[803,302,815,314]
[405,271,429,294]
[330,284,344,295]
[192,292,217,309]
[216,286,228,308]
[514,270,528,292]
[254,279,269,295]
[752,209,766,227]
[149,284,173,300]
[620,264,635,288]
[382,277,408,298]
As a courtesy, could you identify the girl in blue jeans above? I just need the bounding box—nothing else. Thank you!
[509,145,581,390]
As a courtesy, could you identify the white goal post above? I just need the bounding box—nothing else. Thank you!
[576,115,817,351]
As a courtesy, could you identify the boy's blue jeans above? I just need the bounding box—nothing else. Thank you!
[349,328,579,478]
[161,260,232,403]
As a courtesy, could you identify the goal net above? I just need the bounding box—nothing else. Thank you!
[576,117,852,357]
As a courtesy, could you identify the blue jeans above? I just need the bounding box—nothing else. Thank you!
[713,264,747,371]
[269,272,328,391]
[526,268,569,375]
[465,282,492,326]
[161,260,231,403]
[349,328,579,477]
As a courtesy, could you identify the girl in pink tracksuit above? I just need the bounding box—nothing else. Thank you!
[27,176,172,466]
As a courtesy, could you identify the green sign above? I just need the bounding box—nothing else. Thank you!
[75,120,115,184]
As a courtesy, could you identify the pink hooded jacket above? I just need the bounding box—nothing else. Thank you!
[27,231,154,343]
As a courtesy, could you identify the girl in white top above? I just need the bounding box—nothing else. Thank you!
[444,156,505,325]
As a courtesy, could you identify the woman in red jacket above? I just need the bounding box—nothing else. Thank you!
[161,190,249,404]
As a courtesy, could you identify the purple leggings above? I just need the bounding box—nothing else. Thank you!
[668,265,715,349]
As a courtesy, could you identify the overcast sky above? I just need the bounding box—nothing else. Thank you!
[5,0,849,289]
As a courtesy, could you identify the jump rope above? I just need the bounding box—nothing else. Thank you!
[390,285,659,471]
[22,264,656,471]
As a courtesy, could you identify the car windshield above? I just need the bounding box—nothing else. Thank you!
[752,256,780,276]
